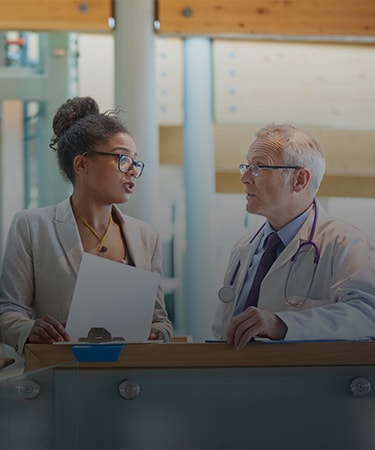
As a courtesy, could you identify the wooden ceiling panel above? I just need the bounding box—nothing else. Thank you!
[0,0,113,32]
[157,0,375,37]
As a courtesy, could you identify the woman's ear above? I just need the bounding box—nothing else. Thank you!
[293,167,311,192]
[73,154,88,175]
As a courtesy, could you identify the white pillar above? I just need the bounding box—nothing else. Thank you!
[0,100,24,255]
[114,0,159,225]
[183,38,216,341]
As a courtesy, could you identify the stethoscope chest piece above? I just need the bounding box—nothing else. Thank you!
[218,286,236,303]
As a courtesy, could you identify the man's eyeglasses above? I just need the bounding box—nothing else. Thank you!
[86,150,145,178]
[239,163,300,177]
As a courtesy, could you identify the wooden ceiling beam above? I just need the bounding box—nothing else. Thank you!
[157,0,375,37]
[0,0,113,32]
[215,172,375,198]
[159,125,375,198]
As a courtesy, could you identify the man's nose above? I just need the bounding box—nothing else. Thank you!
[241,170,254,184]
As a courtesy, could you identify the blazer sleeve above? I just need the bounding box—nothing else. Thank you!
[0,211,35,354]
[123,213,173,342]
[148,230,174,342]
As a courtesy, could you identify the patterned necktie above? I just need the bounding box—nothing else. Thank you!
[244,232,281,309]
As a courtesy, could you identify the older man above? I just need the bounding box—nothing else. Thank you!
[213,123,375,349]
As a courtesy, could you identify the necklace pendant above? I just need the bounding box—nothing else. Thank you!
[99,246,108,253]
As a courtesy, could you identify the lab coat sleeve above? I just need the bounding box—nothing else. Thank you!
[277,231,375,340]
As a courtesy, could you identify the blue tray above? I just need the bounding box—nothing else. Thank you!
[71,344,124,362]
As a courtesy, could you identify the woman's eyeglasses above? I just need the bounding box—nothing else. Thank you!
[86,150,145,178]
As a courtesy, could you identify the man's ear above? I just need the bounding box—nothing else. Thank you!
[293,167,311,192]
[73,154,88,175]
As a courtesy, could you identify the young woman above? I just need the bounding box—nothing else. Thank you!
[0,96,173,354]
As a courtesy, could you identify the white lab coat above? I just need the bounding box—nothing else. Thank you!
[212,201,375,340]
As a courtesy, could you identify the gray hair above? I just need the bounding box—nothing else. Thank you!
[254,123,326,196]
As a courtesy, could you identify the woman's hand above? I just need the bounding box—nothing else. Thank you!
[28,314,70,344]
[148,327,164,341]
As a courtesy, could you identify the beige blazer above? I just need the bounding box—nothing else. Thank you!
[0,198,173,354]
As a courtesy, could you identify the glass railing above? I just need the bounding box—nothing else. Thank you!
[1,358,375,450]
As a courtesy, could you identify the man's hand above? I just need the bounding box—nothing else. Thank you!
[226,307,287,349]
[28,314,70,344]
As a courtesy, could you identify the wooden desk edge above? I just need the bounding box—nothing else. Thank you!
[24,341,375,372]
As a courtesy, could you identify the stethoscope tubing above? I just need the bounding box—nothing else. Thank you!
[228,224,265,286]
[218,199,319,304]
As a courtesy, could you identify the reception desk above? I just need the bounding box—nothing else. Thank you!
[1,341,375,450]
[24,340,375,371]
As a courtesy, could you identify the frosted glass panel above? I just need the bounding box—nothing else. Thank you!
[1,364,375,450]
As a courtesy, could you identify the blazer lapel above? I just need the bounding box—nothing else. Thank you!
[112,206,144,268]
[54,198,83,276]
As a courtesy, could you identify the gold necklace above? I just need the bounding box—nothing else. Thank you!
[74,208,113,253]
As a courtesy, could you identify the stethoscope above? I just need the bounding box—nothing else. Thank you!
[218,199,320,307]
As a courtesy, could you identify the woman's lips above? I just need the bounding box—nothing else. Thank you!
[123,181,135,193]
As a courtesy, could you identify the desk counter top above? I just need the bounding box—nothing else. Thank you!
[24,340,375,371]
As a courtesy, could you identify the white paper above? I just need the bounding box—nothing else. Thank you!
[65,253,160,342]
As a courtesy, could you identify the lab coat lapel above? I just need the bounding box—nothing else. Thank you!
[54,198,83,276]
[268,205,317,273]
[258,204,319,308]
[237,232,262,289]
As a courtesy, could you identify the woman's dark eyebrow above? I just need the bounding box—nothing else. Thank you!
[111,147,138,158]
[111,147,131,153]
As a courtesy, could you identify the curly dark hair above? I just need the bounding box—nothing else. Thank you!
[50,96,130,184]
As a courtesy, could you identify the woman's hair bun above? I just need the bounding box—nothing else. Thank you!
[52,96,100,139]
